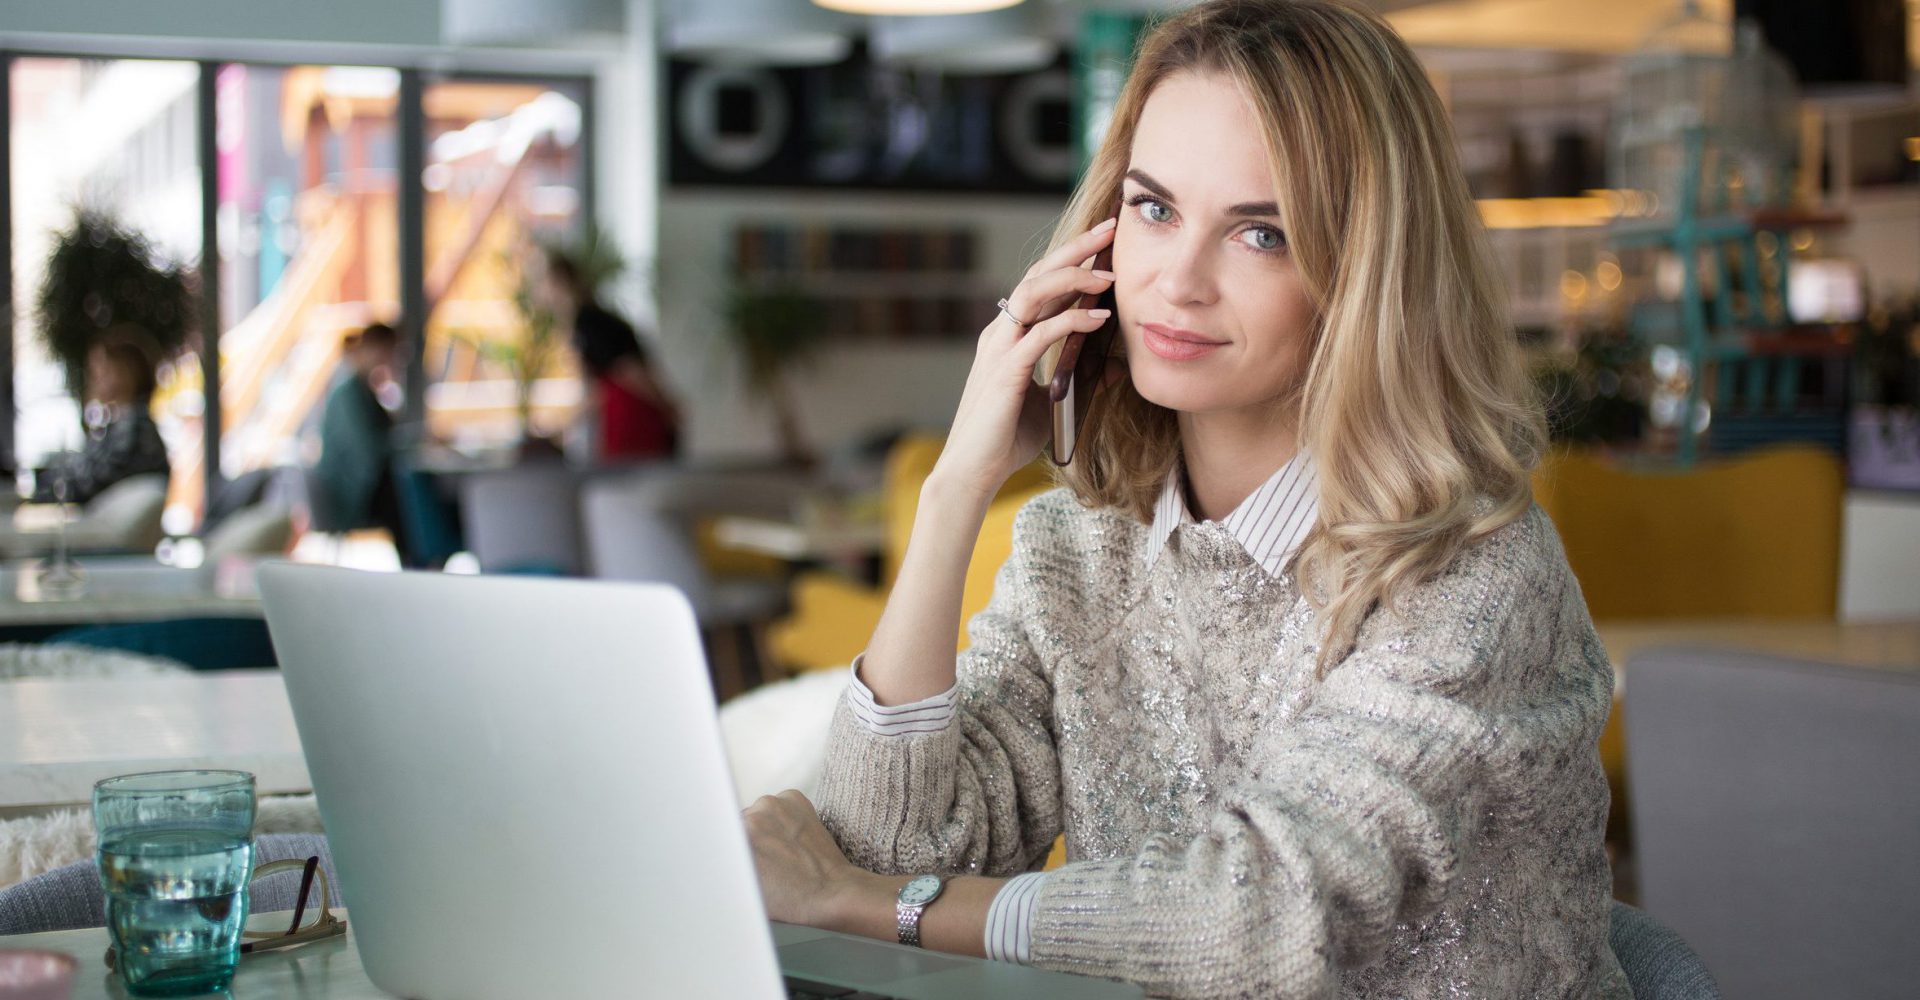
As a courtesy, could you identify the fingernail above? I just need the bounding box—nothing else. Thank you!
[1094,218,1117,231]
[1092,269,1117,280]
[1088,308,1112,318]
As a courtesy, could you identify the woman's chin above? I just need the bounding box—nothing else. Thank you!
[1128,364,1226,414]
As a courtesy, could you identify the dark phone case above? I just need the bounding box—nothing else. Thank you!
[1047,248,1118,465]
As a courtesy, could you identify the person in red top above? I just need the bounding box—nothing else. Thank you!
[547,251,682,461]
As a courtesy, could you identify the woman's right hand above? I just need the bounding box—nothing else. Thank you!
[931,219,1119,501]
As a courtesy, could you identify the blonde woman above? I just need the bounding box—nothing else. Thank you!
[744,1,1626,995]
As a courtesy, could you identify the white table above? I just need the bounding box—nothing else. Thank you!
[0,558,262,630]
[713,516,886,562]
[1595,617,1920,686]
[0,918,383,999]
[0,671,308,812]
[0,916,1145,1000]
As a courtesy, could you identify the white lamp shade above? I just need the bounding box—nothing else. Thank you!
[443,0,624,46]
[870,6,1059,74]
[669,0,859,66]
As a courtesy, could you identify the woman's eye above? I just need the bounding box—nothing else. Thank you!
[1240,226,1286,252]
[1135,198,1173,225]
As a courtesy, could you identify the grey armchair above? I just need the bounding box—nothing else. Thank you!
[580,468,804,692]
[1625,646,1920,1000]
[1609,899,1720,999]
[0,833,339,936]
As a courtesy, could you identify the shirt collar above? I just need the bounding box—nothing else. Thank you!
[1144,450,1320,579]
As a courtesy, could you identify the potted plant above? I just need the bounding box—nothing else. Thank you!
[451,249,568,456]
[1533,323,1652,452]
[551,224,629,304]
[723,282,828,467]
[34,209,194,409]
[1851,293,1920,491]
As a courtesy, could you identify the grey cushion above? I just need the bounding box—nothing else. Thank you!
[202,502,294,562]
[580,472,795,626]
[1609,900,1720,999]
[460,464,585,575]
[1625,647,1920,1000]
[0,833,340,936]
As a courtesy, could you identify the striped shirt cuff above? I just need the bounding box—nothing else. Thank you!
[844,655,958,736]
[983,871,1048,964]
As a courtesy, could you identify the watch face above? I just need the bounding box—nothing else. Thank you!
[899,876,943,906]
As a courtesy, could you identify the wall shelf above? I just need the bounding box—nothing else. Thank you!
[732,223,992,341]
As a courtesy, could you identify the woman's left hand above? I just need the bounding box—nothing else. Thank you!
[742,790,880,929]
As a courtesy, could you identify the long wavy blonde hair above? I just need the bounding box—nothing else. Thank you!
[1052,0,1545,671]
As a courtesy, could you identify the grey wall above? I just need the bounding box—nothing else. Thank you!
[656,188,1064,460]
[0,0,441,48]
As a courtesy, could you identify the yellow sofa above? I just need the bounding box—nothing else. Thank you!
[1531,443,1844,844]
[768,435,1058,674]
[1531,444,1843,621]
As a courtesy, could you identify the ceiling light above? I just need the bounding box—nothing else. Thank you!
[670,0,858,66]
[870,6,1058,73]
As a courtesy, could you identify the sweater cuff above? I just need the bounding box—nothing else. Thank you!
[1026,857,1142,974]
[844,654,958,736]
[984,871,1048,964]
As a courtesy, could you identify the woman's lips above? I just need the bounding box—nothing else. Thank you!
[1141,322,1226,361]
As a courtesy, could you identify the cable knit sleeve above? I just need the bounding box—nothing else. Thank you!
[1024,508,1616,998]
[814,490,1107,879]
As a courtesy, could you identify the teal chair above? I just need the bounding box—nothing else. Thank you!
[1610,900,1720,999]
[47,617,277,670]
[392,456,464,569]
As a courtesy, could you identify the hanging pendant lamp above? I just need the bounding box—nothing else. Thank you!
[869,5,1059,74]
[670,0,859,66]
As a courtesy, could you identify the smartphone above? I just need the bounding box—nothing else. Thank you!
[1043,246,1118,466]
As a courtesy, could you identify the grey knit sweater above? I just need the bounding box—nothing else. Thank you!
[816,488,1630,998]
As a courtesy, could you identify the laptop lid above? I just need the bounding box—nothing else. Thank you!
[259,565,785,999]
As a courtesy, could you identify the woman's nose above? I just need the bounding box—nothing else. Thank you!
[1151,238,1219,309]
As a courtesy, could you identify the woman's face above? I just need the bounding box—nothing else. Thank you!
[1111,70,1317,421]
[354,339,397,377]
[86,346,129,404]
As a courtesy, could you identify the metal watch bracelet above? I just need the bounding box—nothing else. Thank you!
[895,875,947,948]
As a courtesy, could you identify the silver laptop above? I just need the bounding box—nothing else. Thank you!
[259,565,1140,1000]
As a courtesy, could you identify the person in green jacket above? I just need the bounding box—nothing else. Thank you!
[313,322,404,548]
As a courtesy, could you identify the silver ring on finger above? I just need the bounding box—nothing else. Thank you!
[996,298,1031,329]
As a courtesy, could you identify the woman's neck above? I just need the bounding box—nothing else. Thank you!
[1176,403,1299,522]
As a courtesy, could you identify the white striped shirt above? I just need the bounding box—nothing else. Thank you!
[844,451,1321,961]
[1144,449,1319,579]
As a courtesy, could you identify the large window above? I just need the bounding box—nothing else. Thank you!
[2,54,592,534]
[213,64,399,484]
[421,76,589,451]
[8,57,204,526]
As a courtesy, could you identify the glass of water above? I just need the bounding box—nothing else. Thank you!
[93,770,256,997]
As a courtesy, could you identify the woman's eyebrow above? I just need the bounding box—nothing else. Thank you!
[1124,168,1280,219]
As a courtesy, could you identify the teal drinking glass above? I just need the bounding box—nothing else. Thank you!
[93,770,256,997]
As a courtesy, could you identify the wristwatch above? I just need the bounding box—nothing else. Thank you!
[895,875,948,948]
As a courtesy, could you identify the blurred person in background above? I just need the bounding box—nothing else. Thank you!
[314,322,406,549]
[32,330,169,503]
[547,250,682,462]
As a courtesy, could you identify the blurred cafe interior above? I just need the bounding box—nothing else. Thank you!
[0,1,1916,998]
